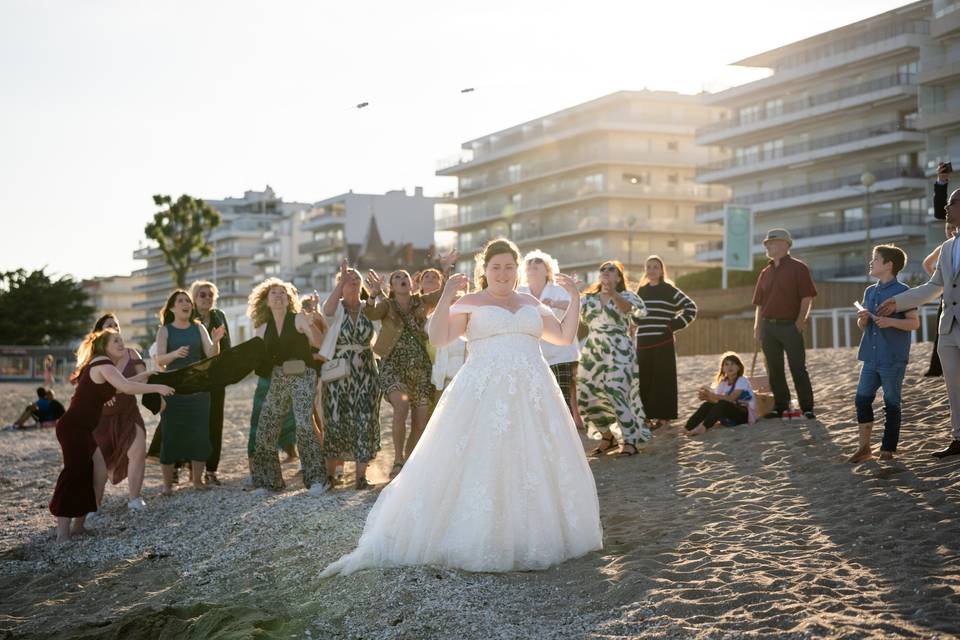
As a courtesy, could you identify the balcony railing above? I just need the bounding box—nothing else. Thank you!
[446,182,726,228]
[697,211,927,254]
[694,166,926,215]
[458,149,708,196]
[696,74,917,137]
[697,122,918,176]
[811,264,876,280]
[773,20,928,72]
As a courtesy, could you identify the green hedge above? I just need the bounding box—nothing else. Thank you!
[675,257,769,291]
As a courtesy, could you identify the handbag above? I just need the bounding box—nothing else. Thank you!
[281,359,307,376]
[320,358,348,382]
[749,351,775,417]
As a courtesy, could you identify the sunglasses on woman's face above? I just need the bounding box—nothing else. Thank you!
[526,257,544,265]
[599,265,619,273]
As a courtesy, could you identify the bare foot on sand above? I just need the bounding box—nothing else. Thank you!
[878,450,894,461]
[847,447,873,463]
[687,425,707,436]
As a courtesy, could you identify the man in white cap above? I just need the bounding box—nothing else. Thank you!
[752,228,818,419]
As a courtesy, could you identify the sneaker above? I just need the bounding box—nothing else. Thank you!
[803,411,816,420]
[203,471,221,486]
[763,411,782,420]
[307,480,330,496]
[127,497,147,511]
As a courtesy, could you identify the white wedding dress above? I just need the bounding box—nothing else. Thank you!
[320,303,603,576]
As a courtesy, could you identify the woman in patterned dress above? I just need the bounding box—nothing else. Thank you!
[248,279,326,494]
[363,268,441,478]
[577,260,650,457]
[321,262,381,490]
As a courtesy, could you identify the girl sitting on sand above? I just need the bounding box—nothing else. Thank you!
[685,352,757,436]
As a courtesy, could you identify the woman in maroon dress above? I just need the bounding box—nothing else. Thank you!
[91,314,150,511]
[50,328,173,543]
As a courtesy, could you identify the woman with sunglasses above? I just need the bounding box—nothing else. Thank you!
[578,260,650,457]
[518,250,584,429]
[189,280,231,486]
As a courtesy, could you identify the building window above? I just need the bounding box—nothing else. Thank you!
[667,141,679,151]
[667,174,679,184]
[507,164,522,183]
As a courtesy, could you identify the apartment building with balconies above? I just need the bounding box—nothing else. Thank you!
[251,208,310,288]
[131,186,311,342]
[695,1,933,282]
[919,1,960,179]
[436,90,729,283]
[298,188,439,295]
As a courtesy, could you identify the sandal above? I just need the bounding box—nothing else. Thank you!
[355,477,372,490]
[389,462,404,478]
[588,434,616,457]
[616,443,639,457]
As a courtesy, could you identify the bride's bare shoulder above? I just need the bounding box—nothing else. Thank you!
[517,292,541,307]
[451,292,482,311]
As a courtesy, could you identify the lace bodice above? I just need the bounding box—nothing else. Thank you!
[461,304,546,343]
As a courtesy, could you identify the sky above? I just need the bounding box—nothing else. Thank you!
[0,0,913,281]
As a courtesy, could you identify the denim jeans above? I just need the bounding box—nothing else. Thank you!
[855,362,906,452]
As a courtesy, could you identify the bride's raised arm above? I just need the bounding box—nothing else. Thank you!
[539,273,581,346]
[429,273,471,347]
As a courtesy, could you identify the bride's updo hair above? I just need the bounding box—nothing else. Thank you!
[474,237,520,290]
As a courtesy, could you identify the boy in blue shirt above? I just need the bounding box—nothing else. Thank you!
[849,245,920,463]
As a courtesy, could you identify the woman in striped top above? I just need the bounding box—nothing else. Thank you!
[634,256,697,429]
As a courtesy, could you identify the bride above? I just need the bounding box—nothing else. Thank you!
[321,238,602,576]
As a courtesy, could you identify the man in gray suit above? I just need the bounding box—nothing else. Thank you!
[879,187,960,458]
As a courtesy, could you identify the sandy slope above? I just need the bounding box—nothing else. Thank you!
[0,344,958,639]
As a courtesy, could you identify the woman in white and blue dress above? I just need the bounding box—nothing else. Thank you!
[321,238,602,576]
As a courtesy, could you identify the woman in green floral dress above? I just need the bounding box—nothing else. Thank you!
[320,264,382,490]
[578,260,650,456]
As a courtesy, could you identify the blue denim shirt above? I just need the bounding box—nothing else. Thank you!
[857,278,911,366]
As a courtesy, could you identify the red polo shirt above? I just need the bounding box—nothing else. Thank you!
[752,254,818,321]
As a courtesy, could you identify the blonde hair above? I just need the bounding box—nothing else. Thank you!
[335,267,370,300]
[637,255,674,287]
[474,238,521,290]
[247,278,300,328]
[72,328,118,382]
[189,280,219,304]
[520,249,559,286]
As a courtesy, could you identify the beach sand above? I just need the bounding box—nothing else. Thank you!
[1,344,958,639]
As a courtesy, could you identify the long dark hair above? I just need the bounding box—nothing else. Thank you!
[583,260,627,295]
[159,289,199,326]
[716,351,745,385]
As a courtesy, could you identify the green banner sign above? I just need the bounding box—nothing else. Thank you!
[724,205,753,271]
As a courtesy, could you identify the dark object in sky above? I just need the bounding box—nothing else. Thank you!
[356,102,369,109]
[461,88,475,93]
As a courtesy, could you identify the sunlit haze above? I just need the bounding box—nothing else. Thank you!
[0,0,910,280]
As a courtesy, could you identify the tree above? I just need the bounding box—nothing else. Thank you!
[144,194,221,288]
[0,268,95,345]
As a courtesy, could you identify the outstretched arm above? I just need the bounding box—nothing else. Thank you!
[540,274,581,345]
[429,274,470,347]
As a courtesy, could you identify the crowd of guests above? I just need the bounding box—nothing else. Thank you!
[22,166,960,543]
